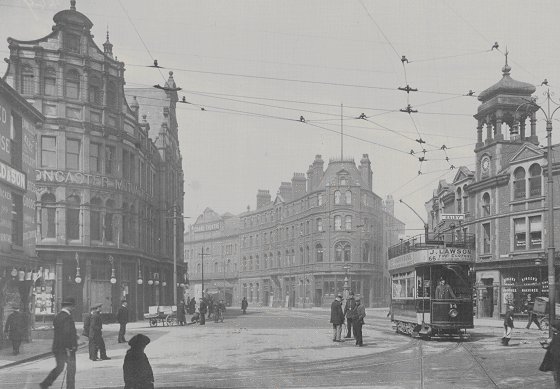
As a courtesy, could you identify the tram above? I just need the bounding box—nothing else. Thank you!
[388,232,475,339]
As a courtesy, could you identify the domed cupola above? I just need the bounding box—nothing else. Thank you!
[53,0,94,32]
[474,52,539,149]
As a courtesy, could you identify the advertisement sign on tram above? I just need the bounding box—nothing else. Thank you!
[388,248,474,271]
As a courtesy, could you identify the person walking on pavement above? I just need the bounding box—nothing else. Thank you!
[118,300,129,342]
[84,305,99,360]
[330,294,344,342]
[524,294,542,330]
[177,300,186,326]
[40,297,78,389]
[502,304,515,346]
[353,296,366,347]
[90,303,111,360]
[188,297,196,315]
[199,298,207,325]
[241,297,248,314]
[4,305,26,355]
[123,334,154,389]
[344,291,357,338]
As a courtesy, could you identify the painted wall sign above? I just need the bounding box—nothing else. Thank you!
[0,93,11,163]
[35,169,152,199]
[0,160,26,190]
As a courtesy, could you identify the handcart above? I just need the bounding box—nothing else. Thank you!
[143,305,177,327]
[532,297,560,330]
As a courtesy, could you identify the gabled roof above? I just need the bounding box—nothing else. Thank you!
[316,160,365,188]
[452,166,474,184]
[509,143,544,164]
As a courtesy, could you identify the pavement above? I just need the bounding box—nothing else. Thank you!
[0,307,543,370]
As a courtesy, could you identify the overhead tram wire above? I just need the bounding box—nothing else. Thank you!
[116,0,166,84]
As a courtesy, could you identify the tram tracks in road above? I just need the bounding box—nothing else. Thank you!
[457,341,499,388]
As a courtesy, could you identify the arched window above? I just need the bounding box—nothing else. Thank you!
[456,187,462,213]
[106,81,117,108]
[334,191,341,204]
[88,75,102,104]
[345,215,352,230]
[90,197,102,241]
[66,195,80,240]
[529,164,542,197]
[345,191,352,204]
[335,241,351,261]
[65,69,80,99]
[21,65,34,95]
[43,67,57,96]
[41,193,56,239]
[334,215,342,231]
[105,199,114,242]
[482,193,490,216]
[315,243,323,262]
[513,167,526,199]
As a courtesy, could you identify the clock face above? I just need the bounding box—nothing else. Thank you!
[481,157,490,172]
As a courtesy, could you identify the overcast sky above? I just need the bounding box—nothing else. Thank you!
[2,0,560,235]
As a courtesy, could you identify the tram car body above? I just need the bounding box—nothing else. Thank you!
[388,233,475,339]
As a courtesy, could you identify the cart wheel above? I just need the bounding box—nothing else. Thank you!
[150,318,158,327]
[541,317,550,331]
[166,315,174,326]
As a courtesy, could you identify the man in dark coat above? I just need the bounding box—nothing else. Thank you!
[117,300,129,342]
[4,305,26,355]
[90,303,110,360]
[123,334,154,389]
[330,294,344,342]
[177,300,186,326]
[435,278,456,299]
[502,304,515,346]
[199,298,207,325]
[241,297,248,314]
[40,297,78,389]
[344,291,356,338]
[524,294,542,330]
[353,296,366,347]
[84,305,98,360]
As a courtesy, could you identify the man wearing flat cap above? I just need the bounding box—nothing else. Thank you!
[90,303,110,360]
[330,294,344,342]
[40,297,78,389]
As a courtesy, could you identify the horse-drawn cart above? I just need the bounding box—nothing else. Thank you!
[532,297,560,330]
[143,305,177,327]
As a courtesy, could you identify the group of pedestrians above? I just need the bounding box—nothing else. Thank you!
[38,297,154,389]
[330,291,366,346]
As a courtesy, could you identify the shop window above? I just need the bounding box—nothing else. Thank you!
[11,192,23,246]
[43,67,56,96]
[345,191,352,204]
[513,217,526,250]
[65,69,80,99]
[345,215,352,230]
[529,164,542,197]
[513,167,526,199]
[334,191,341,204]
[529,216,542,249]
[66,195,80,240]
[482,193,490,216]
[21,65,34,95]
[105,199,114,242]
[90,197,102,241]
[334,215,342,231]
[41,136,57,168]
[41,193,56,239]
[88,75,102,104]
[482,223,491,254]
[66,139,80,170]
[90,143,100,173]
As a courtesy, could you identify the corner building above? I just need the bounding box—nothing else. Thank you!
[2,2,184,321]
[426,61,559,319]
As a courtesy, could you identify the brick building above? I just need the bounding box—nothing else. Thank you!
[2,1,184,321]
[0,78,44,341]
[186,154,404,308]
[425,59,557,318]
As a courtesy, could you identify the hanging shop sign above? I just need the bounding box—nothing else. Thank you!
[441,214,465,221]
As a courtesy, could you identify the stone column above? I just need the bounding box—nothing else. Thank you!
[495,114,504,141]
[476,121,484,148]
[485,121,493,144]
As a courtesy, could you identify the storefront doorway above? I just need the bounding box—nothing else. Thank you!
[90,281,112,313]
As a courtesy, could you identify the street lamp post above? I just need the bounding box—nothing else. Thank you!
[165,206,190,304]
[518,89,560,337]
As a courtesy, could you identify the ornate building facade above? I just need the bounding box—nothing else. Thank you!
[425,60,557,318]
[2,1,184,321]
[186,154,404,308]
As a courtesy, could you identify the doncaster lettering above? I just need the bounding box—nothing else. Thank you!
[35,169,151,199]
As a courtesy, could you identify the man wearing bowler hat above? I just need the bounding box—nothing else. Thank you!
[353,295,366,347]
[40,297,78,389]
[4,305,26,355]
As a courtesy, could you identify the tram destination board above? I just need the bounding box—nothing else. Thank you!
[388,248,474,271]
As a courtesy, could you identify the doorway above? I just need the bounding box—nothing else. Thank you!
[90,281,113,313]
